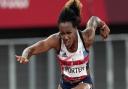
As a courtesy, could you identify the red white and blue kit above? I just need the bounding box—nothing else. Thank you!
[57,30,93,89]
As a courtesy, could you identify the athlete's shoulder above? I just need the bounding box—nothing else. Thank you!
[49,32,60,42]
[48,32,61,50]
[81,28,94,39]
[78,30,90,51]
[78,30,86,39]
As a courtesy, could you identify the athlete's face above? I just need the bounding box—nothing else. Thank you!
[59,22,77,49]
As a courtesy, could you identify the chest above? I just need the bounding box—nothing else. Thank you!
[58,47,88,62]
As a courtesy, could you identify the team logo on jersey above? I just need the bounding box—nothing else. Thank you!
[62,52,67,57]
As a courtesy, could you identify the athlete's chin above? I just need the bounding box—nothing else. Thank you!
[65,43,72,49]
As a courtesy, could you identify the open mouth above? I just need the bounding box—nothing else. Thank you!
[65,41,71,47]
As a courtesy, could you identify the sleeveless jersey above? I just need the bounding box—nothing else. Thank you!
[57,31,89,80]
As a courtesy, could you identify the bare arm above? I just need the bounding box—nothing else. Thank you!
[16,33,60,64]
[83,16,110,49]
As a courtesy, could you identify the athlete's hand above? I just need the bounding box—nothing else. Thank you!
[100,22,110,40]
[16,55,29,64]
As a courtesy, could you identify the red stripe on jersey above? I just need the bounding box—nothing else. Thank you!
[58,55,89,66]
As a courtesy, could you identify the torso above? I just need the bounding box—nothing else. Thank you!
[57,30,89,80]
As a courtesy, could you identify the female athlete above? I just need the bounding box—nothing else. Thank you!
[16,0,110,89]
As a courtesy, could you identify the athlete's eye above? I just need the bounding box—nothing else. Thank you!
[66,32,72,35]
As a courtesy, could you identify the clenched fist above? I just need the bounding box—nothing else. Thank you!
[100,22,110,40]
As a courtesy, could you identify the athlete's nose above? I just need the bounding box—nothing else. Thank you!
[64,34,69,41]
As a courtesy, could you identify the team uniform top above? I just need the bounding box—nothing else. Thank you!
[57,30,89,80]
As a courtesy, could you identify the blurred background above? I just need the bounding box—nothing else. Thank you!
[0,0,128,89]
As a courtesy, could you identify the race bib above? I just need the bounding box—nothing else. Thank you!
[63,64,87,77]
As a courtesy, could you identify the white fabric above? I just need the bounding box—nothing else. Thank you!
[63,63,87,77]
[59,31,88,61]
[58,31,88,77]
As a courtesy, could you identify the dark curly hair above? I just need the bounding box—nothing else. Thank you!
[58,0,83,28]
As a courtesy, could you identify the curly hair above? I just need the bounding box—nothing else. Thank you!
[58,0,83,27]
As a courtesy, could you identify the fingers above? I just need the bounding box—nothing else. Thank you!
[16,55,29,64]
[100,29,106,39]
[100,25,110,40]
